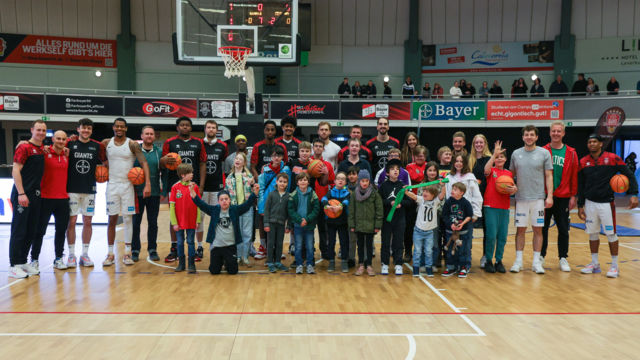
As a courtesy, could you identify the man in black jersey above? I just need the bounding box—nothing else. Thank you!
[66,118,107,268]
[161,116,207,262]
[365,117,400,175]
[275,116,301,166]
[250,120,287,180]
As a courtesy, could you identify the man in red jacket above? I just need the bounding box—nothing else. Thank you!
[541,121,578,272]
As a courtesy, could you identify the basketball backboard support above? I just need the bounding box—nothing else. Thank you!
[173,0,300,66]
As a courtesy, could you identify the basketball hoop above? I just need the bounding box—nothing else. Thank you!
[219,46,252,79]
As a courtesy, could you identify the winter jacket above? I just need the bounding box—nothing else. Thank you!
[542,143,579,198]
[321,186,350,225]
[379,179,413,220]
[192,193,256,246]
[225,170,254,205]
[445,172,483,218]
[264,190,290,228]
[257,161,291,214]
[287,187,320,231]
[348,187,383,233]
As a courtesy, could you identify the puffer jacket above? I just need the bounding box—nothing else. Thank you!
[348,186,383,233]
[257,161,291,214]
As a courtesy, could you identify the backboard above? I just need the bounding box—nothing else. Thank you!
[174,0,299,66]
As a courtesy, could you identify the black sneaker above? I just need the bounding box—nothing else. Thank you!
[348,259,356,268]
[165,247,177,263]
[495,261,506,273]
[484,261,496,273]
[195,246,204,262]
[149,250,160,261]
[131,251,139,262]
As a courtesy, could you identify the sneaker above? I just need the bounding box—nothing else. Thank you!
[164,248,177,263]
[441,268,455,277]
[79,255,94,267]
[581,263,601,274]
[242,257,252,268]
[103,254,115,266]
[149,250,160,261]
[381,264,389,275]
[341,261,349,273]
[296,265,303,274]
[355,265,365,276]
[366,266,376,276]
[532,261,545,274]
[131,251,139,262]
[394,265,403,276]
[539,256,546,267]
[54,258,67,270]
[66,255,77,268]
[9,266,28,278]
[29,260,39,273]
[268,264,277,273]
[559,258,571,272]
[510,261,523,273]
[254,245,266,260]
[606,266,619,278]
[307,265,315,274]
[425,267,434,278]
[413,266,420,277]
[480,255,486,269]
[123,254,134,265]
[195,246,204,262]
[277,263,288,271]
[495,261,506,273]
[484,261,495,273]
[327,260,335,272]
[458,267,468,278]
[22,263,39,276]
[431,266,439,274]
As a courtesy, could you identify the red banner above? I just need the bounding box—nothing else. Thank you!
[487,100,564,120]
[0,33,116,68]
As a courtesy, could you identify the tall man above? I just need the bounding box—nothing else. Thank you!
[102,118,151,266]
[318,122,341,169]
[509,125,554,274]
[365,118,400,175]
[578,134,638,278]
[275,116,301,165]
[9,120,47,278]
[161,116,207,262]
[541,121,579,271]
[66,118,107,267]
[132,126,164,262]
[337,125,372,163]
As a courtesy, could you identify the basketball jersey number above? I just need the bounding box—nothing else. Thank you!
[423,207,434,223]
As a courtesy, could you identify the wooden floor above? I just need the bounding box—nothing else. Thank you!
[1,208,640,359]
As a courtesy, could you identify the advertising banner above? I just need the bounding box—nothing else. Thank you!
[412,101,485,120]
[270,100,339,120]
[487,100,563,121]
[47,94,123,116]
[0,92,44,113]
[422,41,554,73]
[575,37,640,72]
[341,101,411,120]
[0,33,116,68]
[125,98,197,118]
[198,99,240,119]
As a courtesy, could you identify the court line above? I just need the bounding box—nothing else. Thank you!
[0,264,53,292]
[2,311,639,315]
[0,332,481,337]
[620,244,640,252]
[405,335,416,360]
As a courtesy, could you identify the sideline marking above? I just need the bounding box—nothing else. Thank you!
[405,335,416,360]
[0,332,481,338]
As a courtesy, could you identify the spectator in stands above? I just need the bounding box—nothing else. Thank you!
[512,78,528,97]
[352,81,364,98]
[421,82,431,99]
[463,81,476,99]
[366,80,377,98]
[606,76,620,95]
[383,82,392,98]
[460,79,469,97]
[489,80,504,98]
[432,83,444,98]
[402,76,415,99]
[338,77,351,98]
[530,78,545,97]
[586,78,600,96]
[571,73,588,96]
[478,81,490,98]
[449,81,462,99]
[549,75,569,97]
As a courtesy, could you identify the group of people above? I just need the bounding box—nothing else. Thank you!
[8,115,639,280]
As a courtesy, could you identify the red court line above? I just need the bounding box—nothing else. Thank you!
[1,311,639,315]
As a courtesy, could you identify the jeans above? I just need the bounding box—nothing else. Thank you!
[294,225,315,266]
[132,195,160,253]
[236,210,254,259]
[176,229,196,258]
[356,232,374,267]
[381,218,405,266]
[444,229,473,268]
[413,227,434,268]
[431,226,441,266]
[327,223,349,260]
[542,197,570,259]
[484,207,509,262]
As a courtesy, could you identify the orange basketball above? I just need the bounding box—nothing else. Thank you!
[610,174,629,193]
[307,159,323,178]
[95,165,109,183]
[324,199,343,218]
[128,167,145,185]
[165,152,182,171]
[495,175,515,195]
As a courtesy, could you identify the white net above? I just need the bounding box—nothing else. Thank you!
[219,46,252,79]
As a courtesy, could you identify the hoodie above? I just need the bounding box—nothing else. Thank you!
[445,172,483,218]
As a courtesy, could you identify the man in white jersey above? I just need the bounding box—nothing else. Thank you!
[101,118,151,266]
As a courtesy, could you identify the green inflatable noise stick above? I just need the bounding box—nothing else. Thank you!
[385,178,450,222]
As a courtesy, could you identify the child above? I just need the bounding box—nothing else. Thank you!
[170,163,201,273]
[423,162,446,271]
[406,185,444,277]
[379,159,411,275]
[403,145,429,263]
[348,169,383,276]
[190,183,259,275]
[437,146,453,178]
[264,173,290,273]
[288,172,320,274]
[483,141,516,273]
[442,182,474,278]
[347,166,359,191]
[322,172,350,272]
[346,165,360,267]
[311,139,335,262]
[289,141,312,192]
[257,147,291,260]
[225,152,255,267]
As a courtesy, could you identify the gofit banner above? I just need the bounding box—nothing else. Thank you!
[341,101,411,121]
[487,100,563,120]
[125,98,197,118]
[0,33,116,68]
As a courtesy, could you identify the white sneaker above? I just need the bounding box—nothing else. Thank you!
[381,264,389,275]
[395,265,403,275]
[53,258,67,270]
[559,258,571,272]
[66,254,77,268]
[79,255,94,267]
[480,256,486,269]
[580,263,601,274]
[102,254,115,267]
[510,261,523,273]
[606,266,619,278]
[30,260,39,272]
[539,256,545,267]
[22,263,39,276]
[9,266,28,278]
[432,266,439,273]
[532,261,545,274]
[122,254,134,265]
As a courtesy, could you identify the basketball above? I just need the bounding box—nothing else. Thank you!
[324,199,343,219]
[165,152,182,170]
[307,159,323,178]
[95,165,109,183]
[128,167,145,185]
[610,174,629,193]
[495,175,515,195]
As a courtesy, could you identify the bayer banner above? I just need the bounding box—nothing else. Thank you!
[411,101,485,121]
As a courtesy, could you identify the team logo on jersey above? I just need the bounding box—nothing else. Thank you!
[35,190,40,197]
[378,157,388,170]
[603,157,610,164]
[17,205,24,214]
[76,160,91,174]
[207,161,217,174]
[176,190,183,199]
[182,157,193,165]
